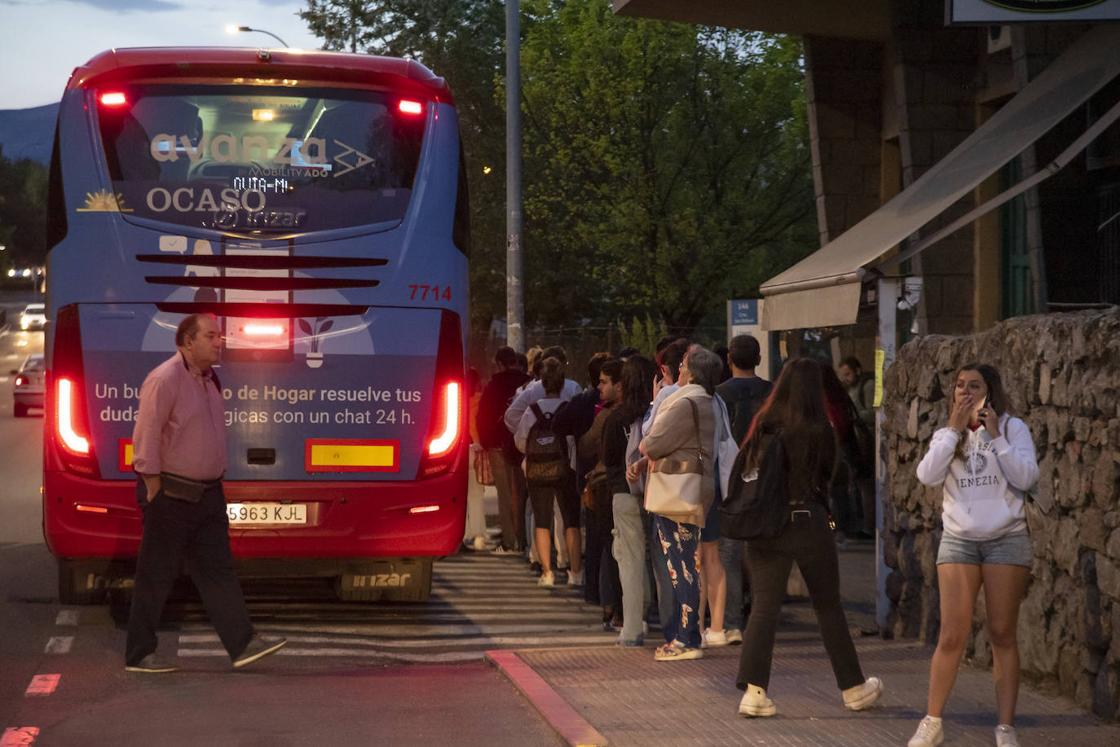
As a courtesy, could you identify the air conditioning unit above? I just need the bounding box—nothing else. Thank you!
[987,25,1011,54]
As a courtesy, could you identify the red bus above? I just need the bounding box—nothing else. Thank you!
[43,47,470,603]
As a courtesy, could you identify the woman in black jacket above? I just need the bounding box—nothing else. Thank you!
[735,358,882,717]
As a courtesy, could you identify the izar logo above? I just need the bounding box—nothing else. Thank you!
[76,189,133,213]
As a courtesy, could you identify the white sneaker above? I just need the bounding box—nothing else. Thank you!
[725,628,743,645]
[737,684,776,717]
[908,716,944,747]
[994,725,1019,747]
[471,534,488,551]
[537,571,555,588]
[701,629,728,648]
[842,676,882,711]
[567,569,584,586]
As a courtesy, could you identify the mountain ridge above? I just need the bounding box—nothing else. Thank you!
[0,103,59,165]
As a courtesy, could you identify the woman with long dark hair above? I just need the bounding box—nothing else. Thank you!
[736,358,882,716]
[909,364,1038,747]
[602,355,658,645]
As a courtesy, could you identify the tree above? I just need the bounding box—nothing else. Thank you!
[0,146,48,268]
[518,1,816,332]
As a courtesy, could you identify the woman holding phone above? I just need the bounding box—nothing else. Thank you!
[909,364,1039,747]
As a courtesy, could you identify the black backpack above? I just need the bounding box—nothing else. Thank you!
[720,433,790,541]
[524,402,570,487]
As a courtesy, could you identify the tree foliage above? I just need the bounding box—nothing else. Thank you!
[298,0,817,336]
[0,146,47,267]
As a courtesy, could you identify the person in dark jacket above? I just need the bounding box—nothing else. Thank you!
[477,346,531,553]
[576,357,622,606]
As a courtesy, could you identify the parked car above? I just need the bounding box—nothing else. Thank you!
[12,353,45,417]
[19,303,46,331]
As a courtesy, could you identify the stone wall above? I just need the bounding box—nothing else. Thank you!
[881,308,1120,719]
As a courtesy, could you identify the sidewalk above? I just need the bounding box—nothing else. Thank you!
[487,543,1120,746]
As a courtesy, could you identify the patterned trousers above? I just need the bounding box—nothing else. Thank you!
[654,515,701,648]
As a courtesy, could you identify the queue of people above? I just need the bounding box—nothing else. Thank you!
[470,340,1038,744]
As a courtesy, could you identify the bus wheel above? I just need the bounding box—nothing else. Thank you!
[58,560,109,605]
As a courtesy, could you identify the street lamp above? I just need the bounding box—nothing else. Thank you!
[225,24,289,48]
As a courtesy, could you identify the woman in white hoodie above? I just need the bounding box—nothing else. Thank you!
[909,364,1039,747]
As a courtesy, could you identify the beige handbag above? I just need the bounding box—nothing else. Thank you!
[644,398,704,522]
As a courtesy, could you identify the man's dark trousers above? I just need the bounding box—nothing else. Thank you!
[126,479,253,666]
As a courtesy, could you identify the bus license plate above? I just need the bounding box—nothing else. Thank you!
[226,503,307,526]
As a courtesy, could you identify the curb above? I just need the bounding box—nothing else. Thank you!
[486,649,609,747]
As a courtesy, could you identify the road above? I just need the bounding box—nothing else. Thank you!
[0,295,590,746]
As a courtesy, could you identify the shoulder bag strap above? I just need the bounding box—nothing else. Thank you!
[687,398,702,465]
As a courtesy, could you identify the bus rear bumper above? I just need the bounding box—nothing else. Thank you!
[42,468,469,562]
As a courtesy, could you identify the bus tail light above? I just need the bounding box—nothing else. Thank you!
[48,304,100,478]
[99,91,128,108]
[398,99,424,116]
[416,311,464,480]
[426,382,460,458]
[57,378,91,455]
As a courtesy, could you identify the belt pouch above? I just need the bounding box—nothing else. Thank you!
[160,472,207,503]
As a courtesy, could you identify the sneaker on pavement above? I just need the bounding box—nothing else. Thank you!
[125,654,179,673]
[725,628,743,645]
[537,571,555,588]
[738,684,776,717]
[701,628,728,648]
[567,569,584,587]
[490,544,519,556]
[842,676,883,711]
[232,635,287,669]
[654,641,703,662]
[470,534,488,551]
[994,725,1019,747]
[907,716,944,747]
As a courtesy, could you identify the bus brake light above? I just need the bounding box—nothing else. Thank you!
[99,91,128,107]
[57,378,91,455]
[398,99,424,116]
[426,382,460,457]
[243,323,285,337]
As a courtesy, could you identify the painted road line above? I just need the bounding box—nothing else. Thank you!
[0,727,40,746]
[55,611,79,626]
[178,633,617,649]
[43,636,73,654]
[24,675,60,697]
[487,650,608,747]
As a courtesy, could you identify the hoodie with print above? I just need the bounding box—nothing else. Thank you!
[916,414,1039,541]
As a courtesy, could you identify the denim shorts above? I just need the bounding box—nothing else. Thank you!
[936,531,1032,568]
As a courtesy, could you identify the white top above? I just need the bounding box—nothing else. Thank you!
[641,383,679,436]
[916,414,1039,541]
[513,396,578,470]
[503,378,582,433]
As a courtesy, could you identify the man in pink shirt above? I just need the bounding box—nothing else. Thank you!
[126,313,286,673]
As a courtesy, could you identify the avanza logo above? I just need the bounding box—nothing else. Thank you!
[150,133,328,165]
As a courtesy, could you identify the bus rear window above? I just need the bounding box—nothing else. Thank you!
[96,84,425,233]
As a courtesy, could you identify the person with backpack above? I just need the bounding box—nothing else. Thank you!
[715,335,772,643]
[732,358,882,717]
[513,357,581,588]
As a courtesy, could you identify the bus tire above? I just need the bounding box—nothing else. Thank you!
[57,560,109,605]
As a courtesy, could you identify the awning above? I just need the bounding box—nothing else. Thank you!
[760,24,1120,331]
